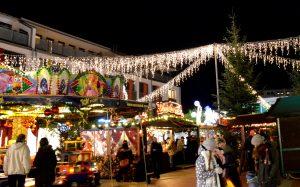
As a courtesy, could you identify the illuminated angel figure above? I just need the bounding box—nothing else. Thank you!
[194,101,202,125]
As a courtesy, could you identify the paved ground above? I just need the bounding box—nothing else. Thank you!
[100,167,300,187]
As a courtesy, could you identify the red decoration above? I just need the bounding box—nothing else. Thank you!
[44,109,53,116]
[51,106,59,114]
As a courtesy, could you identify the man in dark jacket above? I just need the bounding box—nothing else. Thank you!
[33,137,57,187]
[150,137,162,179]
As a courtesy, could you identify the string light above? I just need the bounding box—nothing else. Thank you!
[1,44,214,78]
[138,47,214,102]
[218,51,271,109]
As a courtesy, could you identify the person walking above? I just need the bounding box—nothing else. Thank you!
[3,134,31,187]
[196,138,223,187]
[33,137,57,187]
[150,137,163,179]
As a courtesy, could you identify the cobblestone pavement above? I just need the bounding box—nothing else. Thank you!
[100,168,300,187]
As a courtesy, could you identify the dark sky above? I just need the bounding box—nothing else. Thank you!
[1,0,300,112]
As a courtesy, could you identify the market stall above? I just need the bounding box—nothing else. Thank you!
[0,63,149,184]
[141,101,198,172]
[267,96,300,176]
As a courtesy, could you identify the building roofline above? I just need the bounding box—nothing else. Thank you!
[20,18,112,51]
[0,12,19,21]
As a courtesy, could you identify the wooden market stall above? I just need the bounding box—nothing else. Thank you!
[267,96,300,176]
[141,101,199,172]
[223,96,300,176]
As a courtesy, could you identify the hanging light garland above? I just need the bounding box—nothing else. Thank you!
[220,35,300,70]
[1,44,214,78]
[138,46,214,102]
[242,36,300,56]
[218,51,271,109]
[246,52,300,71]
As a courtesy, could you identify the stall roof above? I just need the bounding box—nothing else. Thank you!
[267,96,300,117]
[222,113,276,126]
[142,117,197,130]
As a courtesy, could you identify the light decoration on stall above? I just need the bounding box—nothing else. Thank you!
[142,114,194,124]
[231,122,277,128]
[156,101,184,117]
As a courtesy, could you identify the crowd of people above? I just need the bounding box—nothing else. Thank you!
[1,129,281,186]
[195,129,280,187]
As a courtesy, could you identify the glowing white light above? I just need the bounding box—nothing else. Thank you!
[191,111,197,118]
[194,101,200,107]
[203,106,219,125]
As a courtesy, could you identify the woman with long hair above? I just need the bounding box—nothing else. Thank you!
[196,138,223,187]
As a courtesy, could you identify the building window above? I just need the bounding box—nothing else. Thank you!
[0,22,12,29]
[35,34,42,45]
[69,44,75,49]
[79,48,85,52]
[19,29,28,35]
[152,85,159,91]
[168,89,176,100]
[46,38,54,53]
[58,41,65,47]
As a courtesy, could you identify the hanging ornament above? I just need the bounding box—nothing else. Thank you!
[44,109,53,116]
[51,106,59,114]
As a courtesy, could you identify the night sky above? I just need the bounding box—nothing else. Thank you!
[1,0,299,112]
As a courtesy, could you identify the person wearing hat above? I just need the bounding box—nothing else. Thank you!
[3,134,31,187]
[196,138,222,187]
[251,134,280,187]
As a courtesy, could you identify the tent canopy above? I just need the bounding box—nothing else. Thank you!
[267,96,300,117]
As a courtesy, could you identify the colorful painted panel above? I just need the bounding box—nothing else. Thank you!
[111,76,123,98]
[58,69,71,95]
[37,68,52,95]
[0,66,33,94]
[71,71,107,97]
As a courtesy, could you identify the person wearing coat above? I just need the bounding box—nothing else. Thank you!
[196,138,223,187]
[252,134,280,187]
[33,137,57,187]
[3,134,31,187]
[150,137,163,179]
[167,138,176,169]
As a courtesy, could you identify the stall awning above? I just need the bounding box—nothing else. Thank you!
[267,96,300,117]
[142,117,197,130]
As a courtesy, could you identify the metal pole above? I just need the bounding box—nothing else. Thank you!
[140,124,148,186]
[214,45,221,123]
[277,118,285,176]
